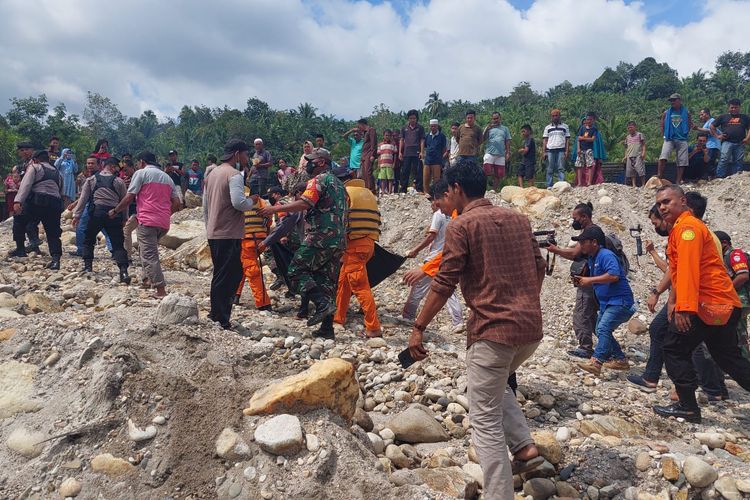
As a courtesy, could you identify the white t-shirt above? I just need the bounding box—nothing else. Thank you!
[426,209,450,260]
[542,123,570,150]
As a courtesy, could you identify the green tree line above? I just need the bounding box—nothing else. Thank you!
[2,52,749,178]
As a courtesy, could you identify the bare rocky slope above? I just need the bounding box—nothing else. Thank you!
[1,173,749,500]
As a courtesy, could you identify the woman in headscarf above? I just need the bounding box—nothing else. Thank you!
[297,140,314,170]
[55,148,79,205]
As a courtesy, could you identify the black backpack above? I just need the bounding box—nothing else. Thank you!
[604,233,631,275]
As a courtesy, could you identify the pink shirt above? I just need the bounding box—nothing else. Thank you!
[127,165,181,230]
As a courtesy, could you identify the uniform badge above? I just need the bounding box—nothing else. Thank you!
[734,254,742,262]
[681,229,695,241]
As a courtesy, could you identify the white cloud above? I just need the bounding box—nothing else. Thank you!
[0,0,748,120]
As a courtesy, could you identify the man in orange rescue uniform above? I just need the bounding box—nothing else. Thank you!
[332,164,382,337]
[234,184,272,310]
[652,185,750,423]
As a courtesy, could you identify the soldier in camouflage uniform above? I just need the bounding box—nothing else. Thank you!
[259,148,347,339]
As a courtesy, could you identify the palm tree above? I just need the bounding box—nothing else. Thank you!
[424,91,444,119]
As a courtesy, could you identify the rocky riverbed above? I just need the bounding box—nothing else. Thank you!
[1,173,749,499]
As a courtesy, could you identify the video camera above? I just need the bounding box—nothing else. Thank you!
[533,230,557,249]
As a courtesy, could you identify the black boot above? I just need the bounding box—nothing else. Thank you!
[25,238,42,254]
[83,260,93,273]
[296,294,310,319]
[8,243,27,258]
[269,277,284,291]
[46,256,61,270]
[312,315,335,340]
[306,287,336,327]
[233,295,241,305]
[119,266,131,285]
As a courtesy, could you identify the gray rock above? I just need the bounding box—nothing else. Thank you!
[389,469,423,486]
[254,414,304,456]
[537,394,555,409]
[386,404,449,443]
[77,346,95,368]
[462,462,484,488]
[587,485,599,500]
[523,478,556,500]
[713,477,739,499]
[353,407,374,432]
[599,484,620,499]
[385,444,410,469]
[215,428,251,460]
[154,293,199,325]
[521,459,556,480]
[635,451,651,472]
[367,432,385,454]
[683,456,718,488]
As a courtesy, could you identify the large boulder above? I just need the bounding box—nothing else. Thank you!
[162,236,212,271]
[550,181,572,194]
[529,195,561,217]
[159,220,205,250]
[154,294,199,325]
[386,404,450,443]
[243,358,359,420]
[23,292,63,313]
[500,185,524,203]
[645,176,671,189]
[184,190,202,208]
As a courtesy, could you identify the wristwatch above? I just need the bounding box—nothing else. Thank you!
[650,287,660,295]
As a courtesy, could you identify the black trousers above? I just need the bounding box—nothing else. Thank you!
[12,197,62,257]
[83,206,128,267]
[663,308,750,408]
[399,156,423,193]
[208,239,243,328]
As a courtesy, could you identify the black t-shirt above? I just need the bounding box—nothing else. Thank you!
[714,113,750,143]
[522,138,536,166]
[577,126,597,151]
[167,162,184,187]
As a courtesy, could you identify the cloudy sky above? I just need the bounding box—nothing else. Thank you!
[0,0,747,120]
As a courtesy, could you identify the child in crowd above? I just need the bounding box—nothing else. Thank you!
[517,124,536,187]
[623,121,646,187]
[575,114,597,186]
[376,129,397,195]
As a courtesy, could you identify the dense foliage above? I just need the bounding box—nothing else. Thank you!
[2,53,749,178]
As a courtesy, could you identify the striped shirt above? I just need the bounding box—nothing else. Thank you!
[377,142,397,168]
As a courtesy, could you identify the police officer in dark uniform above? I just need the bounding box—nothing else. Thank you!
[12,150,64,269]
[73,157,131,283]
[8,142,41,256]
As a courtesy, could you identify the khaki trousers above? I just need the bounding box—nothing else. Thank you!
[466,339,540,500]
[423,164,441,193]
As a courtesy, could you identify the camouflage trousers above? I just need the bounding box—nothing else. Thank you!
[288,244,343,298]
[739,308,749,360]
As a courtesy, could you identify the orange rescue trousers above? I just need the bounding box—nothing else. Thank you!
[334,236,381,332]
[236,238,271,308]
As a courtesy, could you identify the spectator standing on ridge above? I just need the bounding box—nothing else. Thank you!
[165,149,185,195]
[542,109,570,188]
[694,108,720,178]
[376,129,397,195]
[684,134,712,182]
[574,114,598,187]
[623,121,646,187]
[517,124,536,188]
[423,119,447,193]
[658,93,693,184]
[343,128,364,179]
[483,112,511,191]
[399,109,426,193]
[54,148,78,205]
[249,138,273,196]
[448,122,460,167]
[711,98,750,178]
[453,110,483,163]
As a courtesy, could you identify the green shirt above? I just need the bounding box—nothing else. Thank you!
[300,171,347,249]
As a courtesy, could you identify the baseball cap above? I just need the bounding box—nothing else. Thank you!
[714,231,731,244]
[17,142,33,149]
[221,139,249,161]
[668,93,682,101]
[571,226,606,246]
[305,148,332,161]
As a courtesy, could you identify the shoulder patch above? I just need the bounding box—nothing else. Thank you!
[734,254,742,262]
[681,229,696,241]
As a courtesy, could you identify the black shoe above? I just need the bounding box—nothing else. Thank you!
[83,261,93,273]
[653,402,701,423]
[258,305,272,312]
[8,248,28,258]
[269,278,284,291]
[119,269,131,285]
[68,251,82,257]
[307,287,336,327]
[567,347,593,359]
[296,294,310,319]
[312,328,335,340]
[46,258,60,270]
[233,295,241,305]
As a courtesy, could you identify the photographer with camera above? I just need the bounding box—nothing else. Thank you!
[547,202,600,358]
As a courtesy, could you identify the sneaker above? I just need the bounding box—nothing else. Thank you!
[577,359,602,377]
[653,402,701,423]
[627,374,658,393]
[602,359,630,371]
[567,347,593,359]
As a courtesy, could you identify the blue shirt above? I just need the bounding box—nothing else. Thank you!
[703,118,721,149]
[186,168,204,194]
[485,125,511,156]
[424,131,447,165]
[348,137,363,170]
[588,248,634,308]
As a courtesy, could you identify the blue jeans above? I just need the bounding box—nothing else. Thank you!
[592,303,635,363]
[76,207,112,254]
[545,150,566,187]
[716,142,745,178]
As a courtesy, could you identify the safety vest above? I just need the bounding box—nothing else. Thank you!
[243,189,269,239]
[345,179,380,241]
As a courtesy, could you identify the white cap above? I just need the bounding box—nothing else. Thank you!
[254,138,263,144]
[429,119,439,125]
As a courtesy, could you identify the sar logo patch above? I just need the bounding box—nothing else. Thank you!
[681,229,695,241]
[734,254,742,262]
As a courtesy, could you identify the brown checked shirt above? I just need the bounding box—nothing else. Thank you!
[430,198,546,348]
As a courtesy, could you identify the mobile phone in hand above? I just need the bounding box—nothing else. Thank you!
[398,348,416,369]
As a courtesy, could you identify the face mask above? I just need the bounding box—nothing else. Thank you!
[655,226,669,237]
[572,219,583,231]
[305,160,316,175]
